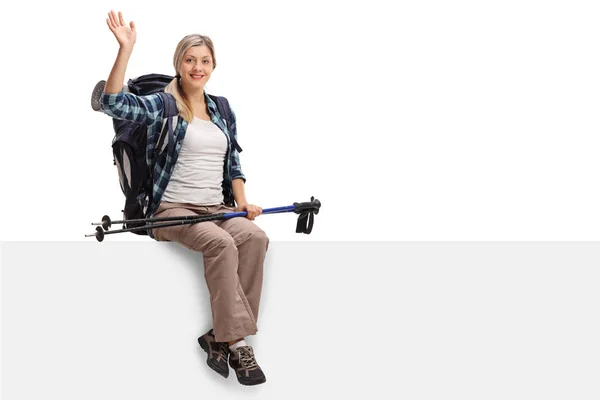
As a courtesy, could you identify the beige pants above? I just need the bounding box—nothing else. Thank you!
[151,201,269,343]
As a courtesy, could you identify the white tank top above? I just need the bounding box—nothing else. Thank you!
[161,117,228,205]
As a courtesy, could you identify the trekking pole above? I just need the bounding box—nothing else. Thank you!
[92,213,213,231]
[92,198,320,230]
[85,212,227,242]
[86,197,321,242]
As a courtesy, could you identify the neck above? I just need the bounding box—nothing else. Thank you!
[182,86,206,105]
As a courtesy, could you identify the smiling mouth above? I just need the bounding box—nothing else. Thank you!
[191,74,204,79]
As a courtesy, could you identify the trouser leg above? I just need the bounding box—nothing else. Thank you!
[216,209,269,322]
[152,202,258,342]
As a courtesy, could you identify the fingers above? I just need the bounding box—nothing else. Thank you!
[246,206,262,220]
[107,10,133,30]
[238,204,262,220]
[108,10,118,27]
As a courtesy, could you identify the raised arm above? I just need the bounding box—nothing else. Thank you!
[100,11,164,125]
[105,10,136,94]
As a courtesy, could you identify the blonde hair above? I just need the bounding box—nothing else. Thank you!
[164,34,217,123]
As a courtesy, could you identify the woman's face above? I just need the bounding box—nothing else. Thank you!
[179,45,214,92]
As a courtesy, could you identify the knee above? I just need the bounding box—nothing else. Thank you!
[185,228,236,255]
[247,229,269,250]
[204,233,237,254]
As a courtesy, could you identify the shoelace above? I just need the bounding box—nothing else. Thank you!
[236,346,258,369]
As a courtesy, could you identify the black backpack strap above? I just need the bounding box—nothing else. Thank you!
[208,94,243,153]
[155,92,179,158]
[157,92,179,118]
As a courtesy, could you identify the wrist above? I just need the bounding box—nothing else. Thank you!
[118,45,134,55]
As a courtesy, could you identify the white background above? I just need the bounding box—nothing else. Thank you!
[0,0,598,241]
[2,2,600,397]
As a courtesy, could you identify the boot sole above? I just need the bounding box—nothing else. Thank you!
[198,336,229,379]
[237,377,267,386]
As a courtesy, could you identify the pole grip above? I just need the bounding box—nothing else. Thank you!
[293,196,321,215]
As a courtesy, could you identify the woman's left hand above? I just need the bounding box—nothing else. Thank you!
[237,203,263,220]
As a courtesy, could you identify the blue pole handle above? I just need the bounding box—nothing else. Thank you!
[222,205,297,220]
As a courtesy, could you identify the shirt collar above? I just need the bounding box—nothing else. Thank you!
[204,91,227,130]
[204,91,218,115]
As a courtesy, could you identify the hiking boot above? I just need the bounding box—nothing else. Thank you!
[229,345,266,386]
[198,329,230,378]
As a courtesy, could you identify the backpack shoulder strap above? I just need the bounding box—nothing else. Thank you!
[155,92,179,157]
[208,94,243,153]
[156,92,179,118]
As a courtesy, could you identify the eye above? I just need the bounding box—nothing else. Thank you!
[203,60,210,64]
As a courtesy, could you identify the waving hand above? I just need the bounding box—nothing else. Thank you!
[106,10,136,49]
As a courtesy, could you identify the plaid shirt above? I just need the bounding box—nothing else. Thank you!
[100,89,245,221]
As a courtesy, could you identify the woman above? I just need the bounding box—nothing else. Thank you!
[100,10,268,386]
